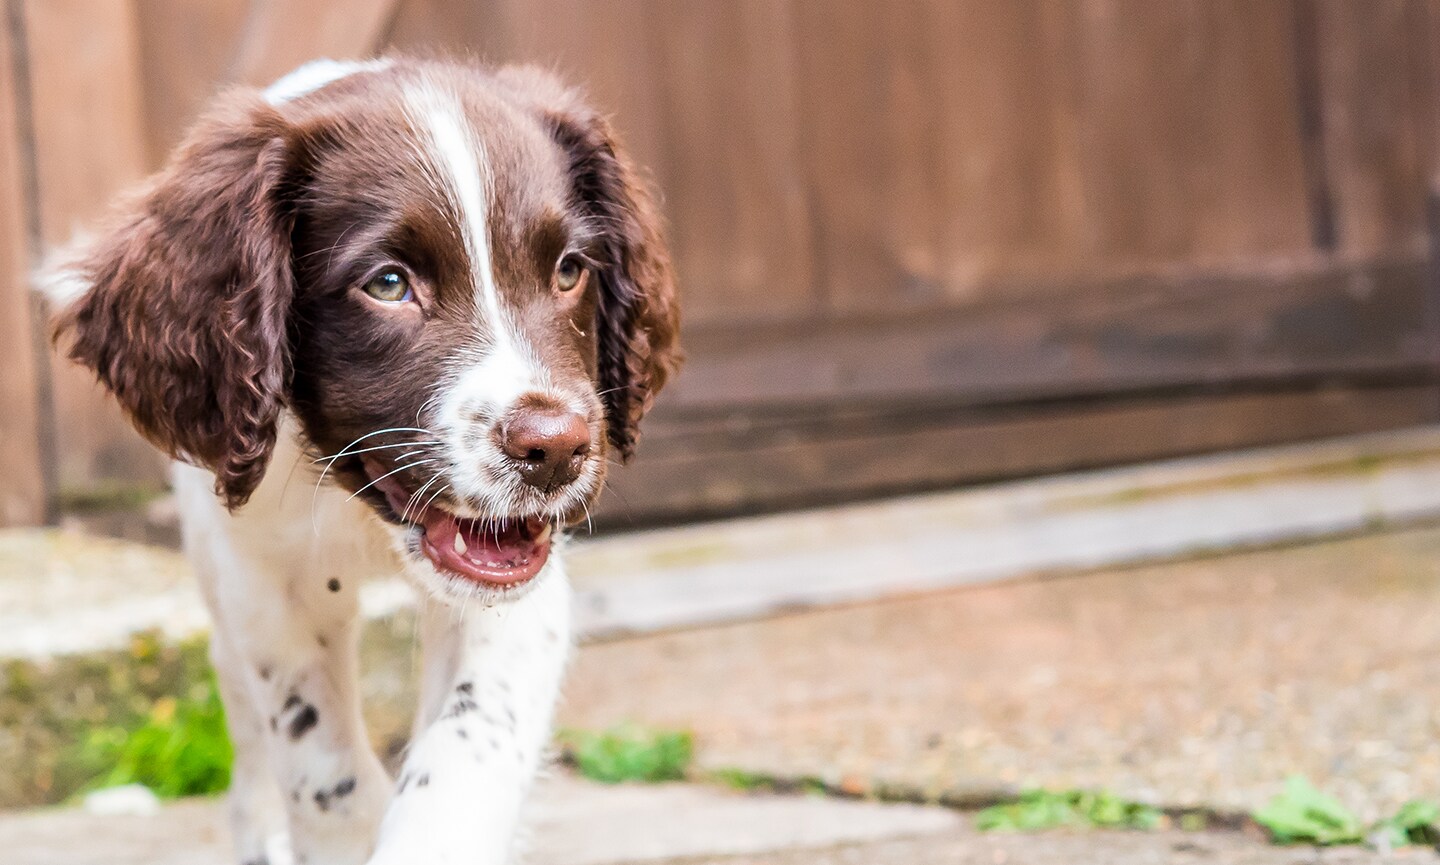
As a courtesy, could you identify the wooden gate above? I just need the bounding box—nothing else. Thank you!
[3,0,1439,528]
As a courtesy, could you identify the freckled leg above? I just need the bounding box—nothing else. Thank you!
[367,569,571,865]
[210,632,286,865]
[196,555,391,865]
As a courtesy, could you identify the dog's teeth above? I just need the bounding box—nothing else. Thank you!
[453,532,468,555]
[535,523,552,544]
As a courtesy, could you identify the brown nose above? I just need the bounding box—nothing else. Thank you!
[499,407,591,491]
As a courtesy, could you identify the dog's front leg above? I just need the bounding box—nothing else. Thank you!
[368,566,571,864]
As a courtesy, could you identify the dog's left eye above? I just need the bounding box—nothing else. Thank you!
[555,256,585,292]
[363,269,413,303]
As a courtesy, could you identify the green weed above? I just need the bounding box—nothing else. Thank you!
[557,725,693,784]
[975,788,1162,832]
[1252,776,1440,848]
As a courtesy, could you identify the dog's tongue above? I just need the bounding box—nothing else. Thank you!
[419,510,551,586]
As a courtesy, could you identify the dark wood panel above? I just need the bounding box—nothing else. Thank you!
[663,254,1435,410]
[598,385,1440,526]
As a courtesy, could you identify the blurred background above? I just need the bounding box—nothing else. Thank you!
[5,0,1440,530]
[6,2,1440,864]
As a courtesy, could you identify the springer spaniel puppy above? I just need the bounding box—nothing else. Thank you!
[47,57,679,865]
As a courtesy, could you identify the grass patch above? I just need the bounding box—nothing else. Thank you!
[975,789,1163,833]
[557,725,693,784]
[0,631,219,807]
[71,674,232,799]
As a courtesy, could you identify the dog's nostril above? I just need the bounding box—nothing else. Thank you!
[500,406,592,490]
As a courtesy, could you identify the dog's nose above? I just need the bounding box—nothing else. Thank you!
[500,407,591,490]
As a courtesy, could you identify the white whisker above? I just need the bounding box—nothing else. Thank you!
[346,460,439,503]
[312,440,440,464]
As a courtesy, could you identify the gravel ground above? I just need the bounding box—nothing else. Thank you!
[561,524,1440,820]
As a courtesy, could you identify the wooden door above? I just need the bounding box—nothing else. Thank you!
[5,0,1439,527]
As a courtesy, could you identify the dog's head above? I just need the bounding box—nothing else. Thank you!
[49,58,680,598]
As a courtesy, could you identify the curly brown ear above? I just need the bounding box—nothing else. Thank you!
[48,93,296,508]
[497,66,682,462]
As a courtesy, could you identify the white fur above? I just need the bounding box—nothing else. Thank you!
[398,80,600,535]
[265,59,393,105]
[176,419,571,865]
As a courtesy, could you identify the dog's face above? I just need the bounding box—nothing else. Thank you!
[51,60,680,600]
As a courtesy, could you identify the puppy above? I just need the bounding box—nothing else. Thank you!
[48,57,679,865]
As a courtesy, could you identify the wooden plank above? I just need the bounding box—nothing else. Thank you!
[229,0,398,88]
[659,255,1434,410]
[1065,0,1311,266]
[641,0,815,325]
[598,385,1440,526]
[0,6,47,525]
[23,0,164,489]
[1315,0,1432,256]
[792,0,1314,318]
[131,0,249,166]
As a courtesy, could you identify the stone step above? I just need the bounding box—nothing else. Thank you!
[8,425,1440,660]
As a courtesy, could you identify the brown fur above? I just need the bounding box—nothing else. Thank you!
[51,59,681,513]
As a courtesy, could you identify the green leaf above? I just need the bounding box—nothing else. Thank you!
[1252,776,1364,846]
[1374,800,1440,848]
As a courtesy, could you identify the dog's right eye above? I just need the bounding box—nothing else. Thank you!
[363,269,413,304]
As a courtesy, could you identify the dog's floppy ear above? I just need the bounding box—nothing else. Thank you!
[48,92,297,509]
[496,66,682,462]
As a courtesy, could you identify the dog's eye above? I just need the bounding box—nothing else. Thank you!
[555,256,585,292]
[363,269,413,303]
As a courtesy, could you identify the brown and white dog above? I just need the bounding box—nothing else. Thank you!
[47,57,679,865]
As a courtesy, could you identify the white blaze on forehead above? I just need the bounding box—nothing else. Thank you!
[264,58,393,105]
[404,82,528,361]
[401,80,559,468]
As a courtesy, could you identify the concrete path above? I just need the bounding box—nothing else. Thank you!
[562,523,1440,821]
[0,774,959,865]
[3,777,1429,865]
[653,829,1434,865]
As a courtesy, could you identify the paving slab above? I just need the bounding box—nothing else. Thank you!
[0,774,960,865]
[646,829,1438,865]
[560,523,1440,821]
[4,780,1431,865]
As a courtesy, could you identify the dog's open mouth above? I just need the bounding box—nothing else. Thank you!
[361,457,552,586]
